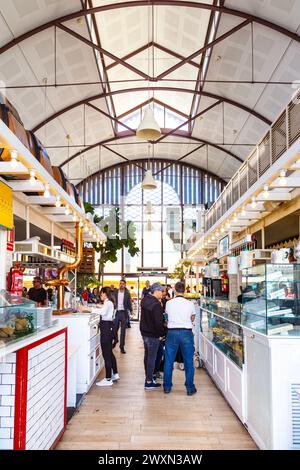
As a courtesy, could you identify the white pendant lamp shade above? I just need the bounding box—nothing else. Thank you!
[142,170,157,190]
[145,200,154,214]
[136,108,161,141]
[146,220,152,231]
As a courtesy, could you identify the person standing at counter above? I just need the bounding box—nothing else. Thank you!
[28,276,48,307]
[163,281,197,396]
[113,279,132,353]
[89,287,100,304]
[94,287,119,387]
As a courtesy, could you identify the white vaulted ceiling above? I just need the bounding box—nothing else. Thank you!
[0,0,299,185]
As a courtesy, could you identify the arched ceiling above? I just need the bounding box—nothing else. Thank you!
[0,0,299,185]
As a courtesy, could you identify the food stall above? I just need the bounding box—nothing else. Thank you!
[199,263,300,450]
[0,115,106,449]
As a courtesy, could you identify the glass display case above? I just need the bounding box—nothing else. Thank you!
[0,291,37,347]
[201,298,244,368]
[241,264,300,336]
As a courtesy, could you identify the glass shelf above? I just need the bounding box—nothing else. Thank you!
[241,264,300,336]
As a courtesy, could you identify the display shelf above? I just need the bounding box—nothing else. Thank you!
[201,299,244,369]
[241,263,300,336]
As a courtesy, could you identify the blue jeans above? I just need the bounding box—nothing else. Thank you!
[164,329,195,392]
[154,340,164,374]
[143,336,160,382]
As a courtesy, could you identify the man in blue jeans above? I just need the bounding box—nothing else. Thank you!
[140,283,165,390]
[164,281,197,396]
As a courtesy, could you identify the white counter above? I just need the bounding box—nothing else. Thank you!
[0,324,67,450]
[0,324,64,360]
[56,311,104,394]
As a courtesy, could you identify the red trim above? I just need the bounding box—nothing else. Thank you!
[13,328,68,450]
[50,428,66,450]
[64,328,68,429]
[14,348,28,450]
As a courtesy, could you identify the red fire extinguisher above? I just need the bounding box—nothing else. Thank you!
[7,264,24,296]
[221,272,229,294]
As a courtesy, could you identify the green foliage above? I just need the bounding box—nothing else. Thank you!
[170,260,193,282]
[77,274,102,292]
[84,205,139,279]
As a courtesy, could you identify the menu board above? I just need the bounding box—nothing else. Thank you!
[219,235,229,257]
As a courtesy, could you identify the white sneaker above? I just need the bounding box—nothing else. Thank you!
[112,373,120,381]
[96,378,113,387]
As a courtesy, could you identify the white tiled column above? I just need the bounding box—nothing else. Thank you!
[0,353,16,450]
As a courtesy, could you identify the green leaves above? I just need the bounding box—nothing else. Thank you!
[83,205,140,278]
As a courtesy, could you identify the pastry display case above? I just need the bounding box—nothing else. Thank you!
[241,264,300,336]
[201,298,244,368]
[0,292,37,347]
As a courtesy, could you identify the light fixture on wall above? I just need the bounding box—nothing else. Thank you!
[29,170,36,185]
[263,185,269,199]
[55,196,61,207]
[279,169,287,186]
[43,184,50,198]
[10,150,18,168]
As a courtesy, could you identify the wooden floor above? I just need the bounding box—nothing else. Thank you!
[57,323,256,450]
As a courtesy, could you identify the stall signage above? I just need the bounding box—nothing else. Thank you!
[7,227,15,251]
[219,235,229,257]
[0,180,13,230]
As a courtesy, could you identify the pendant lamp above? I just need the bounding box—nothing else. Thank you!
[136,107,161,141]
[146,220,152,231]
[145,200,154,214]
[141,170,157,190]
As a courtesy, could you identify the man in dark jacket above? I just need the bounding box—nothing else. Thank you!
[113,279,132,354]
[140,283,165,390]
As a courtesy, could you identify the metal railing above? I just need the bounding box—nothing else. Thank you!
[204,90,300,233]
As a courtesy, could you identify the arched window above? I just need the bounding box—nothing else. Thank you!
[77,160,224,273]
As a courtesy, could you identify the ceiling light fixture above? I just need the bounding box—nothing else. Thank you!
[84,224,89,233]
[29,170,36,185]
[65,204,70,216]
[10,150,18,168]
[43,184,50,198]
[263,185,269,199]
[241,207,246,216]
[279,169,287,186]
[55,196,61,208]
[251,196,257,209]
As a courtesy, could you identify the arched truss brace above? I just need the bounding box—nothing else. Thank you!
[32,86,271,134]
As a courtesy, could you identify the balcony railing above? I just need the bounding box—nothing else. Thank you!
[204,90,300,232]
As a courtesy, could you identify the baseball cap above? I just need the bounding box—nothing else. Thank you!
[151,282,164,293]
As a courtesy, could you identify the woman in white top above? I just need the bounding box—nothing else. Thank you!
[94,287,119,387]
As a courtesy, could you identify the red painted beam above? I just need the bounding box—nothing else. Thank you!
[57,23,150,80]
[86,102,135,134]
[58,129,243,170]
[157,19,251,80]
[156,100,222,143]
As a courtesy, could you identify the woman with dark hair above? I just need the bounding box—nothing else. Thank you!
[93,287,119,387]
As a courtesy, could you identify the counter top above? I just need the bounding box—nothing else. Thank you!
[0,324,67,359]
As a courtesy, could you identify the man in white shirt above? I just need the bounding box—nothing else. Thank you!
[163,281,197,396]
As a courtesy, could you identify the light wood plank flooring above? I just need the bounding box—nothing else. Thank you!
[57,323,256,450]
